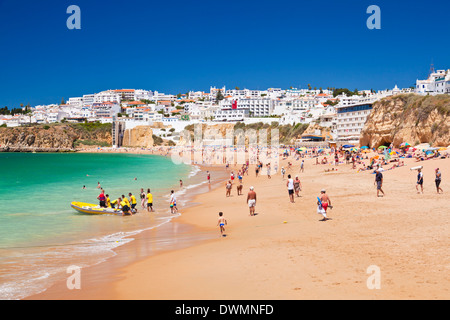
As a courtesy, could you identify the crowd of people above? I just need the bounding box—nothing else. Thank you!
[217,143,447,235]
[96,188,155,216]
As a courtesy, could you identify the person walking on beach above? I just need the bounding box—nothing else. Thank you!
[317,189,332,221]
[217,212,227,237]
[207,171,211,184]
[287,174,295,203]
[300,160,304,173]
[294,176,302,197]
[237,182,243,196]
[247,186,257,216]
[416,168,424,194]
[435,168,443,194]
[225,180,232,197]
[375,169,385,197]
[146,189,154,212]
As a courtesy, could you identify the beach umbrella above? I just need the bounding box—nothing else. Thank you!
[399,142,410,148]
[362,149,371,153]
[378,146,388,149]
[438,147,447,151]
[361,146,369,149]
[342,144,355,148]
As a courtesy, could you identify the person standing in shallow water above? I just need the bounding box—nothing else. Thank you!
[140,188,146,209]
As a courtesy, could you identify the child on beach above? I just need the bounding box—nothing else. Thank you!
[217,212,227,236]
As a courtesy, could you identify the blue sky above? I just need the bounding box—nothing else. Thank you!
[0,0,449,107]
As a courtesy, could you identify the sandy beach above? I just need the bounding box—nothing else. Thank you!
[29,149,449,300]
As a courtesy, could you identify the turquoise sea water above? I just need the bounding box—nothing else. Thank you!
[0,152,202,299]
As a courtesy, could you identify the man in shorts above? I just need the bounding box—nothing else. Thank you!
[120,197,131,216]
[374,169,385,197]
[416,168,424,194]
[129,193,137,212]
[247,186,257,216]
[97,190,107,208]
[317,189,332,221]
[146,189,154,212]
[287,174,295,203]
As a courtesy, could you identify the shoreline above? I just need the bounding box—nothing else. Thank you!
[26,162,230,300]
[26,149,450,300]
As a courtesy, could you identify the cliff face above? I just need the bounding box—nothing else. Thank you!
[0,124,112,152]
[360,94,450,148]
[122,126,154,148]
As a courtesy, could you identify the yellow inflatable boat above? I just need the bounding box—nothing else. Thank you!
[71,202,123,215]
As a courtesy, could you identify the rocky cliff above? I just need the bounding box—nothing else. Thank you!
[122,126,154,148]
[360,94,450,148]
[0,123,112,152]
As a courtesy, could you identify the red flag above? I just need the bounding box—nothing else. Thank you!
[232,100,237,109]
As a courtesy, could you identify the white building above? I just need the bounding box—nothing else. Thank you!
[82,94,95,107]
[94,90,121,104]
[215,108,249,122]
[92,102,121,118]
[416,69,450,95]
[67,97,84,108]
[220,98,274,117]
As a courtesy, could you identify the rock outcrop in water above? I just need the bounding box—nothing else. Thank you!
[360,94,450,148]
[0,123,112,152]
